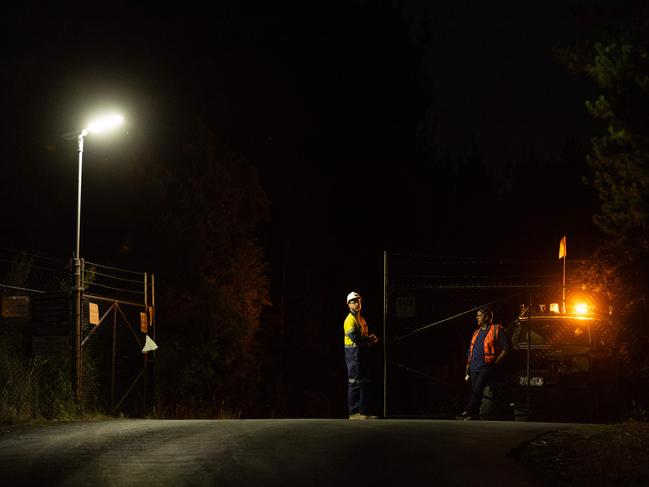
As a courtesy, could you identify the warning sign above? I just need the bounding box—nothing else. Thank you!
[140,312,148,333]
[2,296,30,318]
[89,302,100,325]
[395,296,416,318]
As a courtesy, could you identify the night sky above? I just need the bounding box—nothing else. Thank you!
[2,4,600,242]
[2,2,611,415]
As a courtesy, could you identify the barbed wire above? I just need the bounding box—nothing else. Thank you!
[85,282,145,294]
[85,269,144,284]
[0,283,47,293]
[388,252,591,265]
[84,260,145,276]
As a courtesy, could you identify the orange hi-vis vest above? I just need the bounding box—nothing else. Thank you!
[467,324,504,367]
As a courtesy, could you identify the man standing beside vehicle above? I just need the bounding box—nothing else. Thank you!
[344,291,379,420]
[457,306,511,420]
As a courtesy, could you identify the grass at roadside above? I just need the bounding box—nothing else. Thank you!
[514,422,649,486]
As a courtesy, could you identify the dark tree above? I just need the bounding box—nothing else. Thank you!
[559,0,649,408]
[140,115,271,418]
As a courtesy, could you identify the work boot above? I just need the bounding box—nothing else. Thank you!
[349,413,368,420]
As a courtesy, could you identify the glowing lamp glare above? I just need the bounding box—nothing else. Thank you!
[574,302,589,315]
[85,114,124,134]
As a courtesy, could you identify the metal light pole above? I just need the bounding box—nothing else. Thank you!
[72,114,123,401]
[73,130,86,400]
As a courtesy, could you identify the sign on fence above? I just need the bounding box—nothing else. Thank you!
[395,296,416,318]
[2,296,30,318]
[89,302,100,325]
[140,312,148,333]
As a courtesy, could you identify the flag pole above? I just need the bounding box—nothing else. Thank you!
[560,235,567,314]
[562,250,566,313]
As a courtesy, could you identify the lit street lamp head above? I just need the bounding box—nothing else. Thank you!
[82,113,124,136]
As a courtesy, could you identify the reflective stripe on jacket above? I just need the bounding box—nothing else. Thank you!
[467,324,504,366]
[344,312,369,348]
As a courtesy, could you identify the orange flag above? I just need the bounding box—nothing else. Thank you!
[558,235,567,259]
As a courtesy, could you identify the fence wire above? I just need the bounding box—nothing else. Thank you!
[0,249,154,421]
[383,252,591,419]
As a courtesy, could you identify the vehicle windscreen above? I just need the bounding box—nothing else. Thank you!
[512,319,592,347]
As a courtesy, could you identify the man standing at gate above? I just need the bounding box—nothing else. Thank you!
[344,291,379,420]
[457,306,511,420]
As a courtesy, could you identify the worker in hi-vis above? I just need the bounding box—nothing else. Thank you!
[343,291,379,420]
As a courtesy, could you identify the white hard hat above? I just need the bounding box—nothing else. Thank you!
[346,291,361,303]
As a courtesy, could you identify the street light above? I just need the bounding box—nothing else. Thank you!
[73,113,123,400]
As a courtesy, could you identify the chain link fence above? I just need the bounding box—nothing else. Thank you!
[0,249,75,423]
[0,249,155,422]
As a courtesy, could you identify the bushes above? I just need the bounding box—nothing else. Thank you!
[0,323,75,424]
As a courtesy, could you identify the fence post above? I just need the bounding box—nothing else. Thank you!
[143,273,148,416]
[111,302,117,408]
[383,250,388,419]
[72,258,84,402]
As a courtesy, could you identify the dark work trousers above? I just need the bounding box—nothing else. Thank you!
[466,366,495,416]
[345,346,371,415]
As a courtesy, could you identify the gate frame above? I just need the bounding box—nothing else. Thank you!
[75,259,156,415]
[381,250,584,419]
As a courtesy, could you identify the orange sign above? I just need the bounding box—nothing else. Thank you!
[89,302,100,325]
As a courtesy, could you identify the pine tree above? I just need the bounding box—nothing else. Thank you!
[558,2,649,401]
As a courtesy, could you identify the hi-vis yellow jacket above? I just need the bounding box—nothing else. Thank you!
[344,312,369,348]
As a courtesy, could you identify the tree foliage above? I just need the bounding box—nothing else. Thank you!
[148,118,271,418]
[559,5,649,393]
[583,43,649,240]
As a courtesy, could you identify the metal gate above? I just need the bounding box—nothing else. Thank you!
[79,260,156,416]
[381,251,579,419]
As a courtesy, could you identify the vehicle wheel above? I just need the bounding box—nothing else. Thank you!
[479,385,494,419]
[514,407,529,421]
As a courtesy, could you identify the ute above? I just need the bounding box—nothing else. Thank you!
[483,300,621,422]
